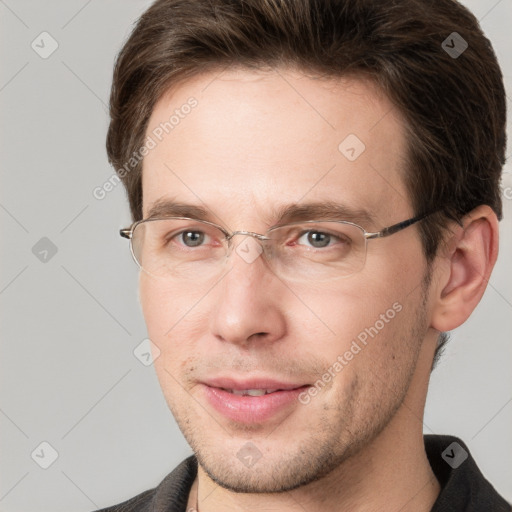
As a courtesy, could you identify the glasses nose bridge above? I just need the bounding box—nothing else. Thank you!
[223,230,273,261]
[225,230,271,243]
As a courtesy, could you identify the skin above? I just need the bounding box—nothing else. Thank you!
[138,67,498,511]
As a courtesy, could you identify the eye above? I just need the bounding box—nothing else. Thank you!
[173,229,210,248]
[295,229,351,249]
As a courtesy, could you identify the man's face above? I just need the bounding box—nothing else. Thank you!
[140,68,433,492]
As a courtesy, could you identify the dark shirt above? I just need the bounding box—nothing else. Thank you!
[93,434,510,511]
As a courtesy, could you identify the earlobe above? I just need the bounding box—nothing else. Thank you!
[430,205,499,332]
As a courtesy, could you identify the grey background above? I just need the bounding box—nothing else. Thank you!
[0,1,510,510]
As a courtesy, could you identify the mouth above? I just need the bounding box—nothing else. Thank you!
[221,388,293,396]
[200,378,311,423]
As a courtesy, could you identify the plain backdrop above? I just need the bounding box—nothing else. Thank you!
[1,1,511,510]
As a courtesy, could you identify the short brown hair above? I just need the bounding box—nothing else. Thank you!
[106,0,506,365]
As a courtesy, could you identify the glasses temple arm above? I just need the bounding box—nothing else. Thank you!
[120,228,132,239]
[366,212,434,240]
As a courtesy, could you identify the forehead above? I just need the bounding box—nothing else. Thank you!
[141,68,411,229]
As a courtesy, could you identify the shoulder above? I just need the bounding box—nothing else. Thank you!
[425,434,511,511]
[93,488,154,512]
[91,455,198,512]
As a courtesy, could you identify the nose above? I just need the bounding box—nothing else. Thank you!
[209,234,287,348]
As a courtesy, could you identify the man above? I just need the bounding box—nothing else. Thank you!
[97,0,509,510]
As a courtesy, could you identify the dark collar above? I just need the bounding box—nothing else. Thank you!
[425,434,510,511]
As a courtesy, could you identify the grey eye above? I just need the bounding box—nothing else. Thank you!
[296,230,348,249]
[299,231,331,248]
[181,231,205,247]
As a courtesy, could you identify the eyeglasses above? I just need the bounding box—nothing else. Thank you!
[120,212,433,283]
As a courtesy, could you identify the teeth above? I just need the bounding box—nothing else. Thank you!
[228,389,279,396]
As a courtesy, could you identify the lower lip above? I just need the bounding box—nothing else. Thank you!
[202,384,309,424]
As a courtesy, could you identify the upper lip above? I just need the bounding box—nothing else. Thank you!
[202,376,309,391]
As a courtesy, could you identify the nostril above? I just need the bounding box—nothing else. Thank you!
[247,332,268,341]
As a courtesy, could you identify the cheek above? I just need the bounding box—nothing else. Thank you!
[371,236,426,289]
[139,276,207,363]
[290,281,398,340]
[140,276,200,334]
[293,277,416,376]
[139,277,170,337]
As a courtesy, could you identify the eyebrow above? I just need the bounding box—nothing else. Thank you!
[269,201,377,228]
[146,199,211,221]
[145,198,377,229]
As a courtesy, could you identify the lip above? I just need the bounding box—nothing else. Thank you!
[202,376,307,391]
[200,377,310,424]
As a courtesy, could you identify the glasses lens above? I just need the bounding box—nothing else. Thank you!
[131,218,227,279]
[130,219,367,281]
[267,221,367,281]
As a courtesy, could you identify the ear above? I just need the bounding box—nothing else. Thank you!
[430,205,499,332]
